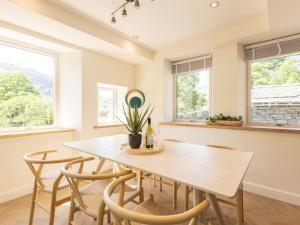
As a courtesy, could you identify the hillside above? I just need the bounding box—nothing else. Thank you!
[0,61,53,97]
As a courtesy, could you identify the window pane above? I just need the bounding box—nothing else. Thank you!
[98,88,115,123]
[0,43,55,129]
[176,70,209,121]
[97,83,127,124]
[250,54,300,124]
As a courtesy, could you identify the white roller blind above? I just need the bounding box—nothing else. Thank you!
[172,55,212,75]
[245,35,300,61]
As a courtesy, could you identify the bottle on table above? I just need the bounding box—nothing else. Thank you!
[145,118,154,148]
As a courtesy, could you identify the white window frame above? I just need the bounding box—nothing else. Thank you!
[0,39,58,131]
[247,55,300,127]
[174,68,212,122]
[97,83,127,125]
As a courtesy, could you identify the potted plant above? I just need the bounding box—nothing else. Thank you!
[206,114,243,126]
[117,105,154,149]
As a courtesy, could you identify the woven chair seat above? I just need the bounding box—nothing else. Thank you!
[79,179,136,218]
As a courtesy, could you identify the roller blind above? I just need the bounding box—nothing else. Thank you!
[245,35,300,61]
[172,55,212,75]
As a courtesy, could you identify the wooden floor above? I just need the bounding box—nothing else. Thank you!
[1,179,300,225]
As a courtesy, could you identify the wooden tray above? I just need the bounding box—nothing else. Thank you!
[215,120,243,126]
[206,120,243,126]
[121,143,163,155]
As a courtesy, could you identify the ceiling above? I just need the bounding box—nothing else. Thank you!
[1,0,154,64]
[49,0,268,50]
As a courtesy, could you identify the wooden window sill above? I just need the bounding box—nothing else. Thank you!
[94,124,124,129]
[0,128,76,139]
[159,122,300,134]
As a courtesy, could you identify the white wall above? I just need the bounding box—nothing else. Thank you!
[211,42,240,115]
[81,51,136,138]
[0,132,75,203]
[59,52,83,138]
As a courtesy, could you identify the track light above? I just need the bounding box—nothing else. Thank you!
[134,0,140,8]
[110,0,152,23]
[122,7,127,17]
[111,15,116,24]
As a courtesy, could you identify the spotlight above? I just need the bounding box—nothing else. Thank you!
[111,15,116,24]
[122,7,127,17]
[134,0,140,8]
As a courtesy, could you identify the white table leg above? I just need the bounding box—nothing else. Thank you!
[207,193,226,225]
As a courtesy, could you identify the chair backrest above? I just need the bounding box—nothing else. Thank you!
[61,157,132,213]
[23,150,82,190]
[206,145,235,150]
[104,174,210,225]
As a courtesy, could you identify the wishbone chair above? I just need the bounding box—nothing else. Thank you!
[104,173,210,225]
[23,150,82,225]
[61,157,143,225]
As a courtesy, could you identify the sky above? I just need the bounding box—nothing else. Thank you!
[0,43,54,75]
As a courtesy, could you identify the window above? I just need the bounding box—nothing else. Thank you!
[172,56,212,121]
[246,36,300,126]
[0,41,56,130]
[97,83,127,124]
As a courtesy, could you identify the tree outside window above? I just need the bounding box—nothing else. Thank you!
[0,43,55,129]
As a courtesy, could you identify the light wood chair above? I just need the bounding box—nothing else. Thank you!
[61,157,144,225]
[104,173,210,225]
[185,145,244,225]
[23,150,83,225]
[143,138,182,210]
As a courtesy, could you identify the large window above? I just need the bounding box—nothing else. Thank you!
[0,41,56,130]
[172,56,211,121]
[246,36,300,126]
[97,83,127,124]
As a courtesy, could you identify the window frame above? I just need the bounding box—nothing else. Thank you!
[97,83,127,125]
[0,39,58,131]
[174,67,212,123]
[97,86,116,124]
[246,55,300,127]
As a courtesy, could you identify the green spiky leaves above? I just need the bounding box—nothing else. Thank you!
[116,104,154,134]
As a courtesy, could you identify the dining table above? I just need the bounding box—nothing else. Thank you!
[64,134,253,225]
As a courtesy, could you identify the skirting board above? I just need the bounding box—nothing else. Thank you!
[0,185,32,204]
[243,181,300,206]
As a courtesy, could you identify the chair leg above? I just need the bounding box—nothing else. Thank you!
[185,185,190,211]
[159,177,163,192]
[68,198,76,225]
[139,187,144,203]
[173,182,178,210]
[96,202,106,225]
[48,191,57,225]
[29,181,38,225]
[153,175,156,187]
[236,186,244,225]
[107,212,111,224]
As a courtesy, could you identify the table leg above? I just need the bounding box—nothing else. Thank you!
[113,162,121,173]
[207,193,226,225]
[194,189,205,222]
[236,185,244,225]
[94,157,106,174]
